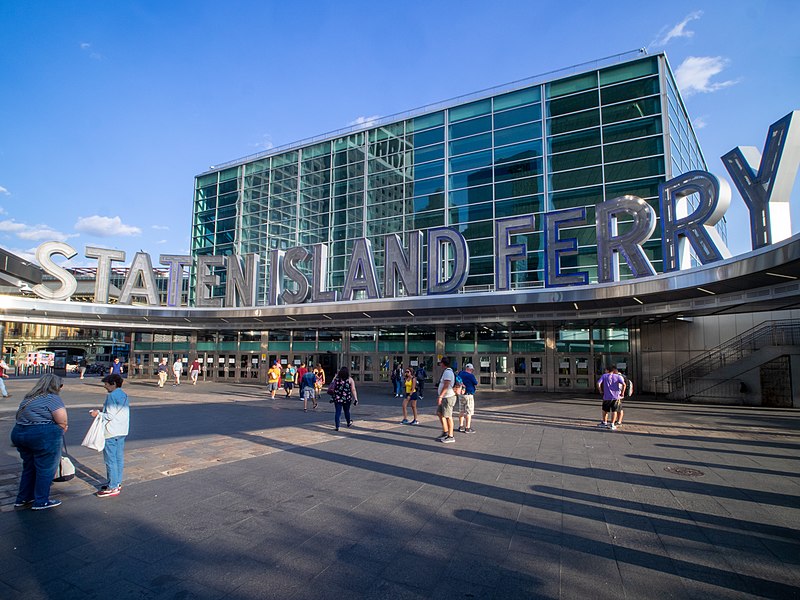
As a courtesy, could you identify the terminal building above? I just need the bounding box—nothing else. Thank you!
[1,50,799,405]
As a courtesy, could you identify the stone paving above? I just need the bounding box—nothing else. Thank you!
[0,376,798,599]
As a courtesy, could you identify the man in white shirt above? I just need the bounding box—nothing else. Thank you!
[172,358,184,386]
[436,357,457,443]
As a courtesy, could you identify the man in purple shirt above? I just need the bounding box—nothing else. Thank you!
[596,366,626,430]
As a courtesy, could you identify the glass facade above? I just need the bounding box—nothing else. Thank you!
[193,54,711,303]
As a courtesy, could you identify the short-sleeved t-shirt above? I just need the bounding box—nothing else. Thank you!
[598,372,625,400]
[268,366,281,383]
[16,393,65,425]
[438,368,456,398]
[110,361,123,375]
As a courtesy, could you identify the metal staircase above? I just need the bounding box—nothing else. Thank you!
[657,319,800,400]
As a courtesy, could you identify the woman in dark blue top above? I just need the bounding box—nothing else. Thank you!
[11,374,68,510]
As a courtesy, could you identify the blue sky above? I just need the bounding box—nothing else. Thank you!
[1,0,798,266]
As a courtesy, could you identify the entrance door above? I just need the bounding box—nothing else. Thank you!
[557,355,592,389]
[477,355,512,390]
[512,355,544,390]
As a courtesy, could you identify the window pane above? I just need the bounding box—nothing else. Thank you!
[494,140,543,164]
[548,128,601,154]
[413,144,444,164]
[494,86,541,111]
[495,176,542,199]
[449,115,492,139]
[494,122,542,147]
[410,111,444,132]
[449,99,491,122]
[410,127,444,147]
[549,166,603,190]
[449,132,492,156]
[604,157,665,182]
[599,57,658,86]
[549,147,602,172]
[549,109,600,135]
[603,137,663,163]
[494,104,542,129]
[547,71,598,98]
[548,90,598,117]
[601,76,659,105]
[602,97,661,124]
[603,117,662,143]
[449,184,493,206]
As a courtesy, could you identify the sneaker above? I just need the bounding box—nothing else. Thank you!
[31,500,61,510]
[442,436,455,443]
[465,428,476,434]
[598,422,608,428]
[458,426,466,433]
[609,424,617,431]
[409,420,419,425]
[347,421,353,428]
[401,419,410,425]
[13,499,33,508]
[436,432,448,441]
[96,487,121,498]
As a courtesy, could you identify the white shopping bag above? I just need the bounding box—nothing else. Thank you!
[81,414,105,451]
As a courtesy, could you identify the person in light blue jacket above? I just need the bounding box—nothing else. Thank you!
[90,374,129,498]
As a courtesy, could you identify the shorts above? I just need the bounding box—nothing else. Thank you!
[436,395,457,418]
[602,399,621,413]
[267,382,278,392]
[284,382,294,390]
[405,392,418,402]
[303,388,315,401]
[458,394,474,415]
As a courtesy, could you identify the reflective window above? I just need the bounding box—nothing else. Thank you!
[449,115,492,139]
[494,104,542,129]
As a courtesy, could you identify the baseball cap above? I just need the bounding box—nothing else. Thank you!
[465,363,474,369]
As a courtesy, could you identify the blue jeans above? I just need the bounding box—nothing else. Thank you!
[334,402,352,429]
[103,436,126,489]
[11,423,63,506]
[394,379,403,396]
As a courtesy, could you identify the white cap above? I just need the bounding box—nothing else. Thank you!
[465,363,474,370]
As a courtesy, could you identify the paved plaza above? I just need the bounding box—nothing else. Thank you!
[0,376,798,599]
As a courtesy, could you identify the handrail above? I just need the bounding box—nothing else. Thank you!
[658,319,800,393]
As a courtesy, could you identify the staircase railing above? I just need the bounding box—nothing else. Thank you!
[657,319,800,395]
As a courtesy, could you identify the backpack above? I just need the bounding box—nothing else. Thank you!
[623,375,634,397]
[327,377,337,396]
[416,367,426,381]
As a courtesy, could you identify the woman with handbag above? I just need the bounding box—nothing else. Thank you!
[10,374,68,510]
[330,366,358,431]
[90,374,130,498]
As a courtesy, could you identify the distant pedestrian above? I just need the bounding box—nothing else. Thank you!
[330,366,358,431]
[415,364,427,400]
[78,357,87,380]
[296,363,308,384]
[301,369,317,412]
[90,374,129,498]
[613,369,633,428]
[313,364,325,403]
[436,357,457,443]
[400,368,419,425]
[109,357,123,376]
[456,363,478,434]
[10,373,68,510]
[391,363,403,397]
[0,357,12,398]
[190,358,201,385]
[267,362,281,399]
[597,366,626,430]
[283,364,297,397]
[172,358,184,386]
[157,358,169,387]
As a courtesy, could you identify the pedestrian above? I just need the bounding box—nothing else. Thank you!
[190,357,201,385]
[283,364,296,397]
[313,364,325,404]
[456,363,479,434]
[392,363,403,397]
[157,357,169,387]
[172,357,184,386]
[401,368,419,425]
[435,357,457,443]
[300,368,317,412]
[596,366,626,430]
[415,363,427,400]
[78,357,87,380]
[296,362,308,384]
[267,361,281,399]
[10,373,68,510]
[330,366,358,431]
[0,357,12,398]
[613,369,633,428]
[109,357,123,376]
[90,374,130,498]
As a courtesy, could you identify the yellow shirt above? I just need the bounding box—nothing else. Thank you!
[268,366,281,383]
[404,378,415,394]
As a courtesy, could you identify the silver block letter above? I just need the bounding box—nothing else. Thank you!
[225,254,259,307]
[342,238,380,301]
[312,243,338,302]
[384,231,422,298]
[195,255,225,307]
[495,215,534,291]
[544,208,588,287]
[722,110,800,249]
[159,254,192,307]
[267,249,285,306]
[85,246,125,304]
[118,252,160,305]
[33,241,78,301]
[660,171,731,272]
[427,228,470,295]
[596,195,657,283]
[281,247,311,305]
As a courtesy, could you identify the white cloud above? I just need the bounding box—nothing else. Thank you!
[0,219,74,242]
[675,56,738,96]
[156,239,167,244]
[0,220,27,234]
[80,41,102,60]
[80,42,91,49]
[0,186,9,195]
[652,11,703,47]
[349,115,380,127]
[251,134,274,151]
[693,116,708,130]
[74,215,142,237]
[151,225,169,230]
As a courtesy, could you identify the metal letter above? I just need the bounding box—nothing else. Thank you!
[195,255,225,307]
[85,246,125,303]
[225,254,259,307]
[118,252,160,305]
[384,231,422,298]
[544,208,588,287]
[159,254,192,307]
[722,110,800,249]
[311,243,338,302]
[660,171,731,272]
[495,215,535,291]
[342,238,380,300]
[267,249,284,306]
[427,227,470,295]
[281,247,311,305]
[596,195,657,283]
[33,241,78,301]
